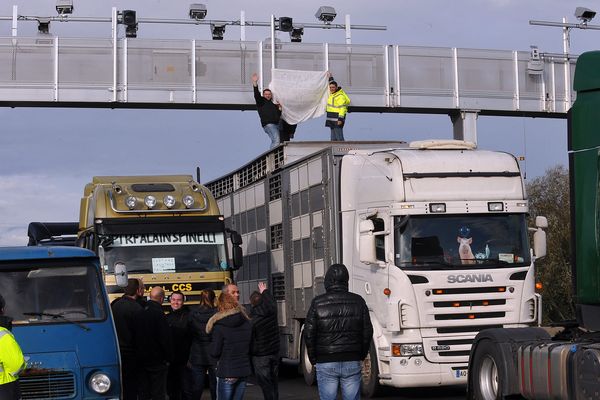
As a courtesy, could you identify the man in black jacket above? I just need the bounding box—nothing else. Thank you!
[111,278,144,400]
[249,282,280,400]
[252,72,282,149]
[303,264,373,400]
[135,286,173,400]
[165,291,191,400]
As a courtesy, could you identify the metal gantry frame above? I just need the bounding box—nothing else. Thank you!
[0,5,584,144]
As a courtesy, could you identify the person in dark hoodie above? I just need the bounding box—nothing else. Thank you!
[135,286,173,400]
[252,72,282,149]
[303,263,373,400]
[188,289,218,400]
[165,291,191,400]
[249,282,280,400]
[206,292,252,400]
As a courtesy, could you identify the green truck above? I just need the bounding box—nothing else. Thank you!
[467,51,600,400]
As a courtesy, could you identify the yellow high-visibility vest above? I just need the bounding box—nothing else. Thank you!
[326,89,351,122]
[0,327,25,385]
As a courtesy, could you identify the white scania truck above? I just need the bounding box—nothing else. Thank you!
[205,140,547,396]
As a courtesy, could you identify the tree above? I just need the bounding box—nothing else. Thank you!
[526,165,575,323]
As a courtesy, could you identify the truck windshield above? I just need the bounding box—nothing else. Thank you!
[101,232,229,273]
[394,214,531,269]
[0,263,107,325]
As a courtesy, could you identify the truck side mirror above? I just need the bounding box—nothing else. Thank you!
[533,229,547,260]
[359,220,377,265]
[535,216,548,229]
[114,262,129,287]
[228,230,243,270]
[232,246,243,270]
[229,230,242,246]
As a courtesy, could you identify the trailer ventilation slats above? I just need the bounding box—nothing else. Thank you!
[273,147,285,170]
[239,155,268,189]
[269,175,282,201]
[206,175,234,199]
[270,224,283,250]
[272,273,285,300]
[20,371,76,399]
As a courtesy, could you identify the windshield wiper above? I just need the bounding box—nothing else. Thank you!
[23,312,91,331]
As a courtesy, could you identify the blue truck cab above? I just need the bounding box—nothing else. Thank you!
[0,246,121,399]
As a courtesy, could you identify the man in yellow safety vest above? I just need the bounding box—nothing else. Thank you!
[0,294,26,400]
[325,73,351,141]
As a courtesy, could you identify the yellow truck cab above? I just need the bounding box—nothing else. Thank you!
[77,175,242,304]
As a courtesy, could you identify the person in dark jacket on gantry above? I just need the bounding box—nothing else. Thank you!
[206,292,252,400]
[188,289,218,400]
[303,263,373,400]
[249,282,280,400]
[252,72,283,149]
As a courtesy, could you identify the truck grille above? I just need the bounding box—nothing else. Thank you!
[436,325,502,334]
[20,371,76,399]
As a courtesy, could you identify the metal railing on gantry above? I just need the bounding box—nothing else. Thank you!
[0,37,575,117]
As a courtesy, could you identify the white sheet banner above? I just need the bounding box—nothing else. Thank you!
[269,69,329,125]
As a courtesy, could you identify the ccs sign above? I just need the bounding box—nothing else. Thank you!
[147,283,193,292]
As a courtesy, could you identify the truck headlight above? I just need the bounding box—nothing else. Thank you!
[163,195,176,208]
[144,195,157,209]
[89,372,111,394]
[393,343,424,357]
[182,195,195,208]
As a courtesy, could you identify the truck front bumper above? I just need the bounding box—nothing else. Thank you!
[381,356,468,388]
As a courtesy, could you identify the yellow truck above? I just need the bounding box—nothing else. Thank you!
[77,175,242,304]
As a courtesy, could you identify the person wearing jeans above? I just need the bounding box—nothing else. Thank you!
[206,292,252,400]
[252,73,283,149]
[303,264,373,400]
[325,73,351,142]
[316,361,362,400]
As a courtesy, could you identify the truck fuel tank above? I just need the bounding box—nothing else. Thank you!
[518,342,573,399]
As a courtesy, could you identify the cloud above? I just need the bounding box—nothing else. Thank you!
[0,174,83,246]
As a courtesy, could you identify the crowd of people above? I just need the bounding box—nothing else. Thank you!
[252,71,351,148]
[111,279,281,400]
[0,262,373,400]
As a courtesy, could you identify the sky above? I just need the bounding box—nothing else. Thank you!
[0,0,598,246]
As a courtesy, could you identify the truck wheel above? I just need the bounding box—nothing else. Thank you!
[361,342,382,398]
[300,338,316,386]
[469,340,506,400]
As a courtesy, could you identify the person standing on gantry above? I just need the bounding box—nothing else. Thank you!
[252,73,283,149]
[325,73,351,141]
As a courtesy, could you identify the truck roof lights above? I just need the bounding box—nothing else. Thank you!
[182,195,195,208]
[144,195,157,209]
[163,195,176,209]
[488,202,504,211]
[125,196,137,210]
[429,203,446,213]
